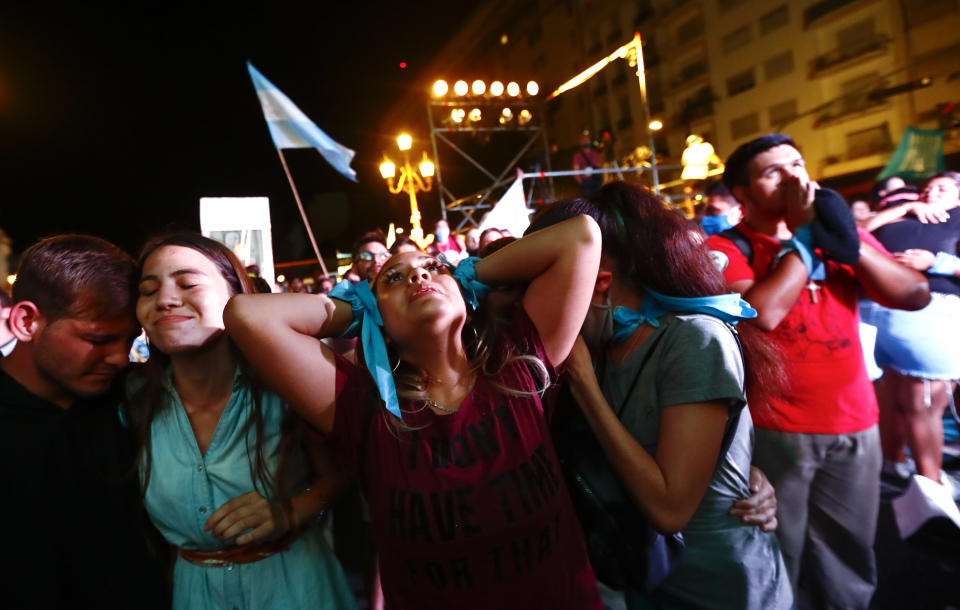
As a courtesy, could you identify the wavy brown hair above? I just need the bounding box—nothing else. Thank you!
[527,181,786,409]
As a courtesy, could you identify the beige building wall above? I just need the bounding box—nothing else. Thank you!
[405,0,960,197]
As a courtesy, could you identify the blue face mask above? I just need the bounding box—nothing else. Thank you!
[701,213,735,236]
[435,228,450,243]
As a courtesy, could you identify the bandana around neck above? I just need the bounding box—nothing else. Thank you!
[611,286,757,343]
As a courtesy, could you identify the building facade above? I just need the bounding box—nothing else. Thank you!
[410,0,960,202]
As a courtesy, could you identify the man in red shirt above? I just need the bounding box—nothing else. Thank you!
[706,134,930,609]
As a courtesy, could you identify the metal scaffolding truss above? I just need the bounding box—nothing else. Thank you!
[426,98,554,231]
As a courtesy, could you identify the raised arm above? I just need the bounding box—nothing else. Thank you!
[854,240,931,310]
[861,201,948,233]
[474,214,601,365]
[224,293,355,432]
[728,175,816,331]
[731,253,809,332]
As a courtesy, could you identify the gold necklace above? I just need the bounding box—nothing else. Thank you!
[424,398,459,414]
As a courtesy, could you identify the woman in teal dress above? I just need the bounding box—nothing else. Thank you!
[125,233,356,610]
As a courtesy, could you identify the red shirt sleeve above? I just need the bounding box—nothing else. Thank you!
[706,232,755,284]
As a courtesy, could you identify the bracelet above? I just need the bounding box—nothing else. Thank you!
[930,251,960,276]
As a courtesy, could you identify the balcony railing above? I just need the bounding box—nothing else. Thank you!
[809,34,890,77]
[804,0,857,27]
[672,61,708,89]
[674,86,717,125]
[814,96,886,126]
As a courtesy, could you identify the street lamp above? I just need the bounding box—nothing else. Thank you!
[379,134,434,249]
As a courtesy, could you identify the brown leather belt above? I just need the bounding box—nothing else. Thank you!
[178,530,298,567]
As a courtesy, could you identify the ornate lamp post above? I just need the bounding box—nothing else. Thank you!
[379,134,435,249]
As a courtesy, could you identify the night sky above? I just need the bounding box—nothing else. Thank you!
[0,2,480,263]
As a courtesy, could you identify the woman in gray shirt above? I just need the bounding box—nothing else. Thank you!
[532,182,792,609]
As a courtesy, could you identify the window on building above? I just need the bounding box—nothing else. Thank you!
[731,112,760,139]
[841,72,882,113]
[903,0,958,28]
[588,28,602,55]
[764,51,794,80]
[726,68,756,96]
[634,0,654,25]
[846,123,892,158]
[769,99,798,127]
[599,109,612,133]
[837,18,876,52]
[607,11,624,43]
[676,16,705,42]
[759,5,789,34]
[722,25,752,54]
[717,0,748,13]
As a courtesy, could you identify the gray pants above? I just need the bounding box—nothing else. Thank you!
[753,425,881,610]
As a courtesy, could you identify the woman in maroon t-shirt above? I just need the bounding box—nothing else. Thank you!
[224,216,604,610]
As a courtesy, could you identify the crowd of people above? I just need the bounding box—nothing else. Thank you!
[1,132,957,610]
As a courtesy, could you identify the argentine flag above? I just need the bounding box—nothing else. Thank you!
[247,61,357,182]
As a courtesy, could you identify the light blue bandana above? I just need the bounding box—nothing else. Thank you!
[781,224,826,280]
[328,279,400,418]
[611,287,757,342]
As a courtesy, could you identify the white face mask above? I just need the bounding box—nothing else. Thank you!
[580,294,614,353]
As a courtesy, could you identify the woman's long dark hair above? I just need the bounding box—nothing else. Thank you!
[528,181,786,408]
[126,233,298,499]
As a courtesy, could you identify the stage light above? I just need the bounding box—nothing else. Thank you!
[649,120,663,131]
[468,108,482,122]
[518,109,532,125]
[276,274,286,283]
[507,81,520,97]
[472,80,486,95]
[433,80,448,96]
[454,80,469,96]
[499,107,513,124]
[526,81,539,96]
[396,134,412,151]
[451,108,465,123]
[490,81,504,96]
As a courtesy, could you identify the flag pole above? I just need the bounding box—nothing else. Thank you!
[276,148,329,277]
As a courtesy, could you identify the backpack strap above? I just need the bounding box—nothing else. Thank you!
[717,227,754,268]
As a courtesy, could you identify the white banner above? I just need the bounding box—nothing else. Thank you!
[199,197,276,288]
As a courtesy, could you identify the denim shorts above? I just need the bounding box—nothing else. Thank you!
[860,292,960,380]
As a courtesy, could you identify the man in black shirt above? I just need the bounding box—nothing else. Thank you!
[0,235,168,609]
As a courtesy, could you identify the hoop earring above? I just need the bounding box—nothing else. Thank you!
[464,321,480,347]
[391,354,402,372]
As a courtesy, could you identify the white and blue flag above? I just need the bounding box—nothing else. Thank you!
[247,61,357,182]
